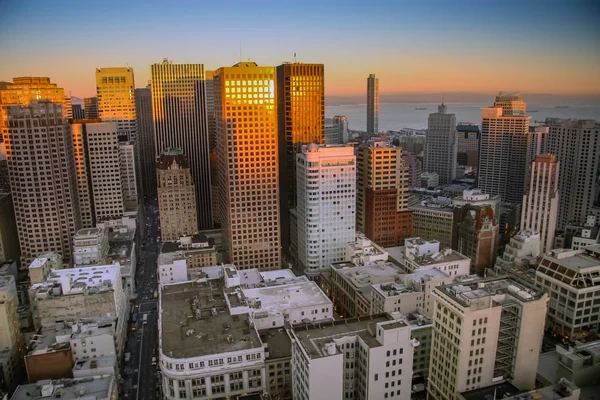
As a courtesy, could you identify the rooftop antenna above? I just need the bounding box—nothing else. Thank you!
[239,39,242,62]
[294,52,297,63]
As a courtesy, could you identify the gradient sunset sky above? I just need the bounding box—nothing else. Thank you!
[0,0,598,98]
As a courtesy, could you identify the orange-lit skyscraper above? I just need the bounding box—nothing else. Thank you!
[95,67,136,141]
[276,62,324,254]
[214,62,281,270]
[150,59,212,229]
[367,73,379,134]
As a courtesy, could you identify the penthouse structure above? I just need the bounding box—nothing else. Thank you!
[72,228,109,266]
[289,313,414,400]
[535,245,600,340]
[404,238,471,277]
[428,277,548,400]
[493,230,542,290]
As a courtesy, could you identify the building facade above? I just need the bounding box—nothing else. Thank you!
[456,123,480,176]
[521,154,559,253]
[71,121,124,227]
[425,104,457,185]
[0,193,19,263]
[84,97,98,119]
[157,149,198,241]
[95,67,137,142]
[118,141,139,211]
[135,86,156,199]
[357,140,412,247]
[366,74,379,134]
[296,144,355,279]
[3,103,81,266]
[478,93,531,204]
[214,62,281,270]
[453,204,499,276]
[410,198,455,249]
[151,59,212,229]
[0,275,20,394]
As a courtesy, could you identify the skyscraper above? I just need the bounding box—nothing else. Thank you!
[366,74,379,134]
[425,103,457,185]
[151,59,212,229]
[214,62,281,270]
[478,93,531,204]
[324,115,348,144]
[0,77,65,109]
[277,63,324,254]
[3,102,81,266]
[204,70,220,227]
[71,121,124,227]
[84,97,98,119]
[95,67,137,141]
[453,204,499,276]
[156,149,198,241]
[521,154,559,253]
[546,119,600,229]
[296,144,355,279]
[456,123,480,176]
[357,140,412,247]
[119,141,139,211]
[134,87,156,199]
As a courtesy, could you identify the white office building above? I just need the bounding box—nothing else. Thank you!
[296,144,356,279]
[404,238,471,276]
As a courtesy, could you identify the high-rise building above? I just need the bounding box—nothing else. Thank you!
[428,277,548,400]
[425,104,457,185]
[156,149,198,241]
[277,63,324,254]
[63,96,73,119]
[71,121,124,227]
[204,70,220,227]
[493,229,542,290]
[324,115,348,144]
[546,119,600,229]
[151,59,212,229]
[357,140,412,247]
[402,151,422,188]
[529,124,549,160]
[3,102,81,266]
[95,67,137,141]
[0,275,21,393]
[214,62,281,270]
[478,93,531,204]
[118,141,139,211]
[0,193,19,263]
[521,154,559,253]
[0,77,65,109]
[453,204,499,276]
[366,73,379,134]
[410,197,455,249]
[296,144,355,279]
[72,104,85,120]
[456,123,480,176]
[84,97,98,119]
[134,87,156,199]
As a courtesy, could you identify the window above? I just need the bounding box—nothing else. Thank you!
[374,374,378,381]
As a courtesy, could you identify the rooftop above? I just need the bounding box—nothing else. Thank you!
[160,281,262,359]
[372,282,415,298]
[30,265,120,298]
[161,233,216,254]
[332,261,403,288]
[74,228,103,238]
[11,375,116,400]
[242,281,331,314]
[460,381,520,400]
[260,329,292,361]
[405,267,449,283]
[537,247,600,287]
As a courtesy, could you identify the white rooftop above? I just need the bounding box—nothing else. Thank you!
[332,261,403,288]
[30,264,121,296]
[242,281,330,313]
[11,374,116,400]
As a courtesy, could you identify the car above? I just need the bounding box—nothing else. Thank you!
[151,357,157,366]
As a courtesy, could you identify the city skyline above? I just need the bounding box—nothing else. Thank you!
[1,1,599,97]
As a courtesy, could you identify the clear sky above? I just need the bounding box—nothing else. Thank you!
[0,0,599,98]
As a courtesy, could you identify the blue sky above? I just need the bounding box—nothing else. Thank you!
[0,0,598,97]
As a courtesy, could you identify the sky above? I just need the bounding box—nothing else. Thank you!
[0,0,599,98]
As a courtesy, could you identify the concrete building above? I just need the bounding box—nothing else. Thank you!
[72,228,109,266]
[83,96,98,119]
[458,379,580,400]
[158,253,188,285]
[456,123,480,177]
[530,124,550,159]
[289,313,414,400]
[0,77,66,119]
[157,149,198,241]
[4,102,81,266]
[571,216,600,250]
[0,276,19,394]
[404,238,471,276]
[160,234,218,269]
[345,234,389,265]
[535,245,600,340]
[357,140,412,247]
[409,197,455,249]
[118,141,139,211]
[402,151,422,188]
[453,189,501,217]
[276,63,325,254]
[366,74,379,134]
[324,116,349,145]
[425,104,457,185]
[104,223,137,299]
[135,86,156,199]
[0,193,19,263]
[11,375,118,400]
[390,129,426,155]
[428,277,548,400]
[151,59,212,229]
[95,67,136,142]
[260,329,292,399]
[420,172,440,188]
[71,103,84,120]
[546,119,600,230]
[214,62,281,270]
[296,144,355,279]
[453,204,499,276]
[159,280,267,400]
[24,329,74,382]
[553,340,600,390]
[71,121,124,227]
[478,93,531,204]
[493,230,541,290]
[28,252,63,284]
[28,265,127,355]
[521,154,559,253]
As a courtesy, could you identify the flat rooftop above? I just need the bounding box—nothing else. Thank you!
[30,265,120,297]
[372,282,415,298]
[242,281,330,313]
[410,249,469,267]
[460,381,520,400]
[11,374,115,400]
[292,314,400,359]
[406,267,449,283]
[260,329,292,360]
[161,234,216,254]
[385,246,406,265]
[74,227,102,237]
[160,281,262,359]
[332,261,403,288]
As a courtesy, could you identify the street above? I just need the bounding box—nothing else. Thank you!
[123,201,161,399]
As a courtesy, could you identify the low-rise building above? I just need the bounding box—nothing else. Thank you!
[535,245,600,340]
[410,197,455,249]
[72,228,109,266]
[158,253,189,286]
[0,276,20,394]
[11,374,118,400]
[420,172,439,188]
[344,233,389,265]
[492,230,542,290]
[289,313,415,400]
[260,329,292,400]
[458,379,580,400]
[404,238,471,277]
[24,329,74,382]
[555,340,600,390]
[28,252,63,284]
[161,234,218,269]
